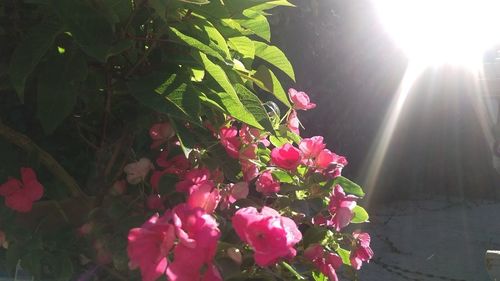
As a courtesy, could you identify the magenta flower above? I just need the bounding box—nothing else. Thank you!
[220,182,249,209]
[175,168,211,193]
[0,167,44,213]
[232,206,302,266]
[350,231,374,270]
[288,88,316,110]
[287,110,300,135]
[149,122,175,149]
[187,181,221,214]
[167,204,221,280]
[219,126,241,159]
[328,184,358,231]
[127,213,175,281]
[271,143,302,170]
[255,170,280,195]
[304,244,342,281]
[299,136,326,159]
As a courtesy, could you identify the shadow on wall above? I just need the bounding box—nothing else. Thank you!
[271,0,500,202]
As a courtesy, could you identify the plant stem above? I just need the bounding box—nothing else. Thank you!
[280,261,306,280]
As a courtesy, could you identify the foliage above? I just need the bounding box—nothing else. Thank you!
[0,0,372,280]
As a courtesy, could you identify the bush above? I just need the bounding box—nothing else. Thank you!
[0,0,372,280]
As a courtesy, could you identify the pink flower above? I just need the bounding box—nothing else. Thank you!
[167,204,221,280]
[288,88,316,110]
[328,185,358,231]
[187,181,220,214]
[124,158,153,185]
[0,167,44,213]
[232,206,302,266]
[304,244,342,281]
[128,213,175,281]
[350,232,374,270]
[220,182,249,209]
[175,168,211,193]
[255,170,280,195]
[287,110,300,135]
[149,122,175,149]
[299,136,326,159]
[151,154,191,190]
[271,143,302,171]
[219,126,241,159]
[240,144,259,181]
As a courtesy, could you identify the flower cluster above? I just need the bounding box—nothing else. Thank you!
[122,89,373,280]
[0,89,372,281]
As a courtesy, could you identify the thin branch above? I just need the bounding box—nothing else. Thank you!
[0,119,89,201]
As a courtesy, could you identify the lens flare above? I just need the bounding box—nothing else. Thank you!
[374,0,500,65]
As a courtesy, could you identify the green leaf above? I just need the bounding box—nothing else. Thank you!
[37,52,88,134]
[235,10,271,42]
[332,176,365,197]
[253,65,291,107]
[128,72,201,124]
[170,118,197,157]
[271,169,294,183]
[351,205,369,223]
[101,0,132,23]
[8,19,61,102]
[191,18,231,59]
[254,41,295,81]
[193,52,263,129]
[170,27,225,62]
[252,0,295,11]
[312,271,327,281]
[234,84,274,132]
[228,36,255,60]
[53,0,115,62]
[336,247,351,266]
[303,227,327,248]
[280,261,306,280]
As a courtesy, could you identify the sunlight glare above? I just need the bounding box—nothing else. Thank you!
[374,0,500,65]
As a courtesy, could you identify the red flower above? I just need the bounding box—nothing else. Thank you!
[271,143,302,171]
[0,167,44,213]
[288,88,316,110]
